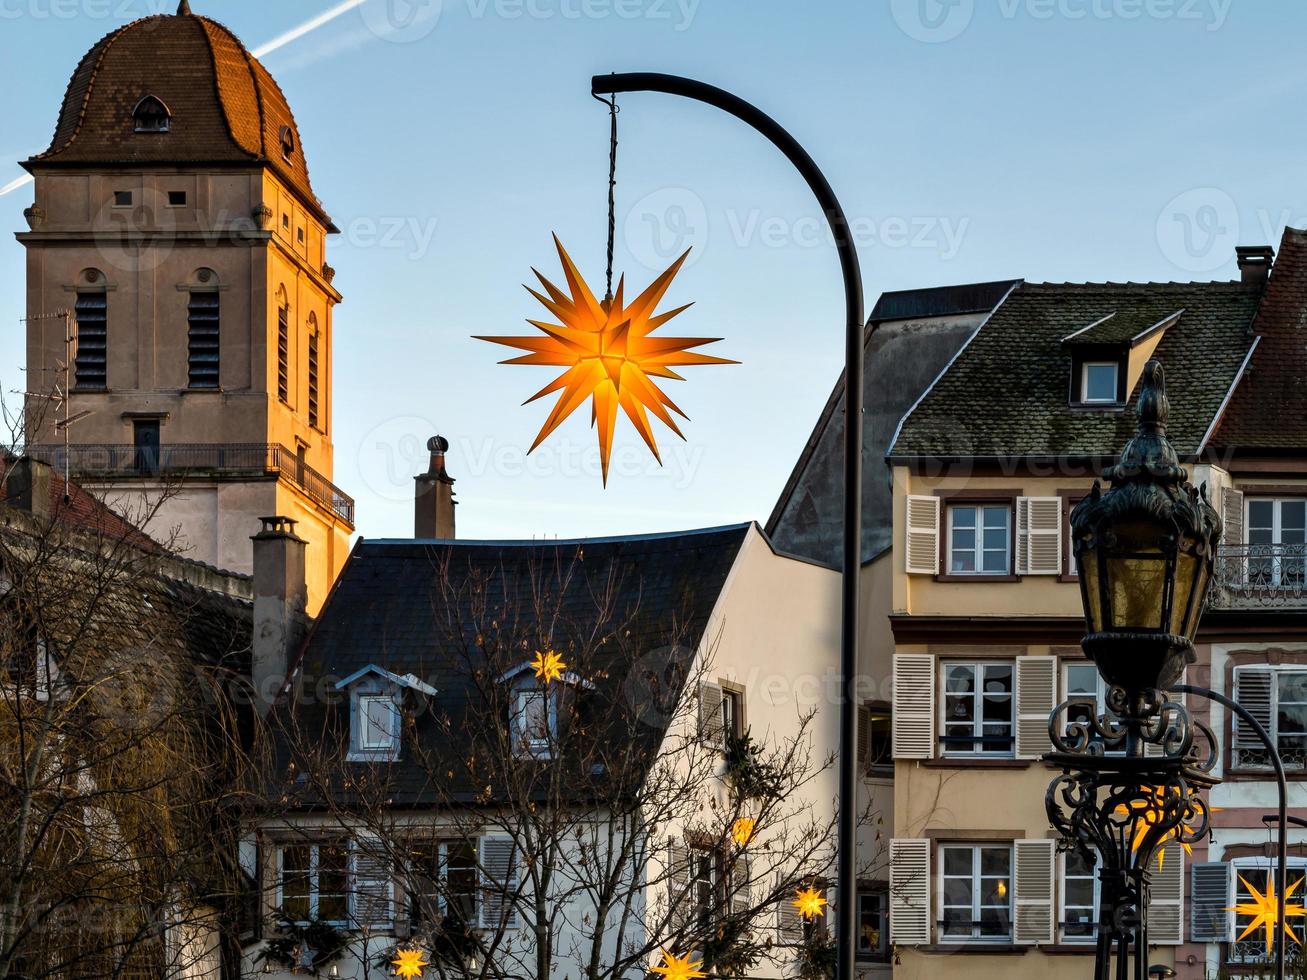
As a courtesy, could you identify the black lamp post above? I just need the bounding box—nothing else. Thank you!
[590,72,865,980]
[1047,360,1223,980]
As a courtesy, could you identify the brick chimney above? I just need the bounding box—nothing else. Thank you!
[415,436,456,539]
[250,516,307,715]
[1236,245,1275,285]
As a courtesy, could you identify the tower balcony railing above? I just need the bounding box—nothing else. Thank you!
[24,443,355,526]
[1211,542,1307,608]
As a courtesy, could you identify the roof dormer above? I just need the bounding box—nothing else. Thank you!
[499,657,593,759]
[334,665,437,762]
[1062,309,1182,408]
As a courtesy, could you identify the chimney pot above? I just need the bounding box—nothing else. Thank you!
[415,435,456,539]
[1236,245,1275,285]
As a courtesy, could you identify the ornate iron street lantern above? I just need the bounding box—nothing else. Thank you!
[1047,360,1222,980]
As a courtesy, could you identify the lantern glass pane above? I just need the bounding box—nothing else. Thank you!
[1080,546,1102,632]
[1183,559,1210,639]
[1107,556,1167,631]
[1169,550,1197,636]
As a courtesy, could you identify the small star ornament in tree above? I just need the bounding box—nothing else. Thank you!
[532,649,567,684]
[477,236,736,484]
[650,948,708,980]
[391,947,429,978]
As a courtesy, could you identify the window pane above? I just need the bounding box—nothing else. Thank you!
[1249,500,1274,532]
[943,848,973,877]
[317,845,349,922]
[281,845,311,921]
[982,665,1012,694]
[1084,363,1118,401]
[953,507,977,529]
[980,847,1010,877]
[1067,664,1098,696]
[945,666,976,694]
[943,878,974,907]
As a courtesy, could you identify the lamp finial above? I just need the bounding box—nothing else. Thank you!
[1137,359,1169,434]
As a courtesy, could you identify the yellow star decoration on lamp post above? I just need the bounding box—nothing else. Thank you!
[1228,873,1307,956]
[650,948,708,980]
[794,886,828,920]
[1113,785,1218,869]
[391,947,430,978]
[532,649,567,685]
[477,236,736,485]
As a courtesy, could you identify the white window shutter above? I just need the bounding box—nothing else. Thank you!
[1013,839,1055,945]
[1190,861,1232,943]
[730,853,752,919]
[1222,486,1245,546]
[349,837,394,930]
[777,878,804,943]
[1149,841,1184,944]
[905,495,941,575]
[698,682,725,747]
[667,836,691,930]
[478,836,519,930]
[889,838,931,945]
[1017,497,1063,576]
[1015,656,1057,759]
[892,654,935,760]
[1232,667,1274,767]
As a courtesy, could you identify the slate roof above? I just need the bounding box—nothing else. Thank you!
[26,4,332,228]
[889,280,1264,460]
[1211,228,1307,451]
[277,525,751,807]
[1060,307,1182,346]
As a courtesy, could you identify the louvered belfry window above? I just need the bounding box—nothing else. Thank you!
[308,328,320,428]
[73,292,108,390]
[187,292,220,389]
[277,304,290,403]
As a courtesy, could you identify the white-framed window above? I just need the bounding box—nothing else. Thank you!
[689,845,720,933]
[939,842,1012,942]
[278,841,348,925]
[721,688,742,741]
[1247,497,1307,588]
[1229,858,1307,962]
[1081,361,1120,404]
[940,662,1014,757]
[408,838,478,927]
[1060,850,1099,944]
[1233,666,1307,769]
[513,688,557,756]
[947,504,1012,575]
[1062,661,1123,756]
[357,694,399,751]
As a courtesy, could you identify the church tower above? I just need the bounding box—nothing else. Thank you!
[16,1,351,610]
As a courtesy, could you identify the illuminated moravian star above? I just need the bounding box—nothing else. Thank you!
[477,235,736,484]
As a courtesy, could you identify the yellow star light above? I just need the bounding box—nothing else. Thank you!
[391,947,429,978]
[477,235,736,484]
[794,886,828,920]
[650,948,708,980]
[731,817,756,846]
[532,649,567,684]
[1113,786,1219,868]
[1229,874,1307,955]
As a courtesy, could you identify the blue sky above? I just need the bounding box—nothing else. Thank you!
[2,0,1304,541]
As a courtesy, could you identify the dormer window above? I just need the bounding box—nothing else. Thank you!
[513,688,557,757]
[279,125,296,159]
[133,95,171,133]
[1081,361,1120,404]
[500,659,594,759]
[334,665,437,762]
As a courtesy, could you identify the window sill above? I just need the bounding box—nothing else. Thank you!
[182,386,223,394]
[916,944,1026,955]
[1042,944,1098,955]
[1225,768,1307,781]
[922,757,1028,769]
[935,573,1021,583]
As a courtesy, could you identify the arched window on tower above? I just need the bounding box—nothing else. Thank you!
[307,314,320,430]
[133,95,171,134]
[187,271,220,389]
[279,125,296,160]
[277,290,291,405]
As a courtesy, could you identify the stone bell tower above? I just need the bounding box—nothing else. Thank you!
[15,1,352,611]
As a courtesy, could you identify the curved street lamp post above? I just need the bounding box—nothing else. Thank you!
[589,73,865,980]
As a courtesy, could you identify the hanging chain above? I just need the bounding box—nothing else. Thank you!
[595,86,619,305]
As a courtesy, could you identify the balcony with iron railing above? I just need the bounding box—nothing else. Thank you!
[1211,543,1307,608]
[24,443,355,526]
